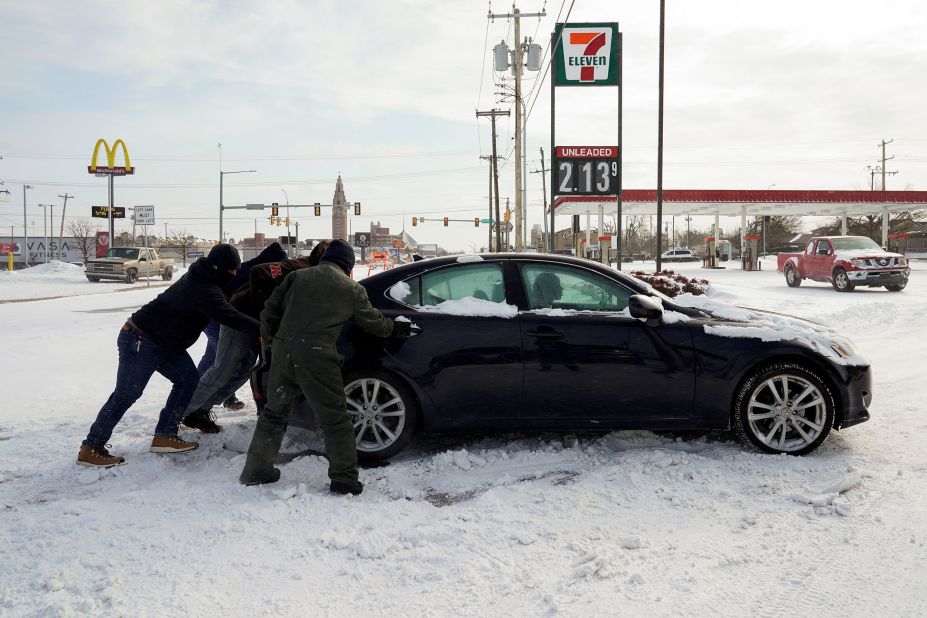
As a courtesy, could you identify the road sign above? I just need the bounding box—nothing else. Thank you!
[552,146,619,196]
[354,232,370,247]
[481,218,492,224]
[554,23,620,86]
[187,251,205,258]
[134,205,155,226]
[92,206,126,219]
[492,222,515,232]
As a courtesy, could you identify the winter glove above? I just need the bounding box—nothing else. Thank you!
[391,321,412,339]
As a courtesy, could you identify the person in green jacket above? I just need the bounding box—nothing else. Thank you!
[239,239,411,494]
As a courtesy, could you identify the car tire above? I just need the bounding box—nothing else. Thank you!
[885,283,906,292]
[124,268,138,284]
[785,265,802,288]
[343,370,418,462]
[733,362,835,456]
[162,267,173,281]
[831,267,854,292]
[87,276,100,282]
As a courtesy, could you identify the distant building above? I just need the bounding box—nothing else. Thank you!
[331,175,348,241]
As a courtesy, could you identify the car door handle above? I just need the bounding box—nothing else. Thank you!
[527,327,564,339]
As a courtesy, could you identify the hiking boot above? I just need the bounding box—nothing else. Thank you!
[330,480,363,496]
[77,444,125,468]
[239,467,281,486]
[150,435,199,453]
[181,408,222,434]
[223,395,246,411]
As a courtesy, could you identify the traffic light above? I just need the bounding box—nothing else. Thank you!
[314,203,321,216]
[412,216,417,226]
[284,217,290,227]
[354,202,361,215]
[504,210,511,222]
[271,205,279,217]
[443,216,449,227]
[474,218,480,227]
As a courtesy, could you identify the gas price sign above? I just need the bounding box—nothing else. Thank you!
[553,146,618,196]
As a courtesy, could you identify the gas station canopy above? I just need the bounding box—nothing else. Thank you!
[553,190,927,217]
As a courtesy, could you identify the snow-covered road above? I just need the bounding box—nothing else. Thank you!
[1,259,926,616]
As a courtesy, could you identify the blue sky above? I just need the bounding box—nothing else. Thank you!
[2,0,926,250]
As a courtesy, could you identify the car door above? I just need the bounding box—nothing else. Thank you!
[517,261,695,423]
[809,239,832,279]
[380,260,523,427]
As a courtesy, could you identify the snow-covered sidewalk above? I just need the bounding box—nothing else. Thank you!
[1,261,925,616]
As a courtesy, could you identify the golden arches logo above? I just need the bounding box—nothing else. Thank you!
[88,138,134,175]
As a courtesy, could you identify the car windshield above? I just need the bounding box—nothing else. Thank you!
[830,237,882,251]
[106,248,139,259]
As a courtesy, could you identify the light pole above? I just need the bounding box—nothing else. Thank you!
[219,169,256,244]
[38,204,53,263]
[22,185,33,266]
[281,188,291,257]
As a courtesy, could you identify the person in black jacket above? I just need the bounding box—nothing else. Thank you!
[77,244,261,468]
[195,242,287,410]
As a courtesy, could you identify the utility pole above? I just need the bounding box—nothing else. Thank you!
[22,184,33,266]
[877,139,898,191]
[488,5,545,252]
[477,109,510,252]
[867,165,880,190]
[57,193,73,261]
[480,155,496,251]
[505,198,511,250]
[530,147,549,252]
[655,0,666,272]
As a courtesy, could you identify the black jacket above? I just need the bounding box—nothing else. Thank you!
[223,242,288,297]
[129,258,260,351]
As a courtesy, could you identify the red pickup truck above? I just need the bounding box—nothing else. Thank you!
[777,236,910,292]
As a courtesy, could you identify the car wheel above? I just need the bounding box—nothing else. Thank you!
[124,269,138,284]
[785,265,802,288]
[885,283,906,292]
[733,362,835,456]
[831,267,854,292]
[162,267,173,281]
[344,371,418,462]
[87,276,100,282]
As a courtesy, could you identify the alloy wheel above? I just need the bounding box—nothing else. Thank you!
[746,374,827,453]
[345,378,407,453]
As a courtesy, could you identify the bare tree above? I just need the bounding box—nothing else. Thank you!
[66,218,100,264]
[162,227,198,266]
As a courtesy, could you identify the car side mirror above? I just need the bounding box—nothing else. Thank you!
[629,294,663,326]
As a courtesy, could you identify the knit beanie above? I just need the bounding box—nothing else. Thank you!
[206,243,242,271]
[321,239,355,275]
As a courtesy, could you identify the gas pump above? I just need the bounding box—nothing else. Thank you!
[742,234,761,270]
[703,237,716,268]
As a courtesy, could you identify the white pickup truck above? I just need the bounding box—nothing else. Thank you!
[85,247,175,283]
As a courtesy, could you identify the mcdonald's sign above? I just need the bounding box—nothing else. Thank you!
[87,138,134,175]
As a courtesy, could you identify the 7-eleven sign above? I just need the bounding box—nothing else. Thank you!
[554,22,619,86]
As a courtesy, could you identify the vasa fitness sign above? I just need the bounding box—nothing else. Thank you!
[554,23,619,86]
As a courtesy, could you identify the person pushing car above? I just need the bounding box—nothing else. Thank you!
[239,239,411,494]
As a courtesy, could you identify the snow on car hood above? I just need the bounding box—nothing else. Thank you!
[834,249,903,261]
[673,293,868,366]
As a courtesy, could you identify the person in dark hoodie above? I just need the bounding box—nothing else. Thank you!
[77,244,261,468]
[181,240,331,433]
[195,242,287,411]
[239,239,411,494]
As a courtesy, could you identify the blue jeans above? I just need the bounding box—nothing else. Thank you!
[83,328,201,447]
[185,325,258,413]
[196,320,221,376]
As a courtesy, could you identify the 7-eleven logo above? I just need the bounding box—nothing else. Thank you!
[563,28,613,83]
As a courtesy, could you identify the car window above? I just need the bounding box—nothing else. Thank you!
[520,263,632,311]
[419,263,506,306]
[805,240,815,255]
[817,240,831,255]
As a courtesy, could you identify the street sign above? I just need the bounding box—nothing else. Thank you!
[187,251,205,258]
[552,146,619,196]
[554,23,620,86]
[492,222,515,232]
[481,218,492,224]
[354,232,370,247]
[134,205,155,226]
[92,206,126,219]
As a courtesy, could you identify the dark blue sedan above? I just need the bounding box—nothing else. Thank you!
[252,254,871,460]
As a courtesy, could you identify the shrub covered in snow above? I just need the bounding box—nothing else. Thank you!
[630,270,710,297]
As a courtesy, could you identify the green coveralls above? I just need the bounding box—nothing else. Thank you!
[241,261,394,485]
